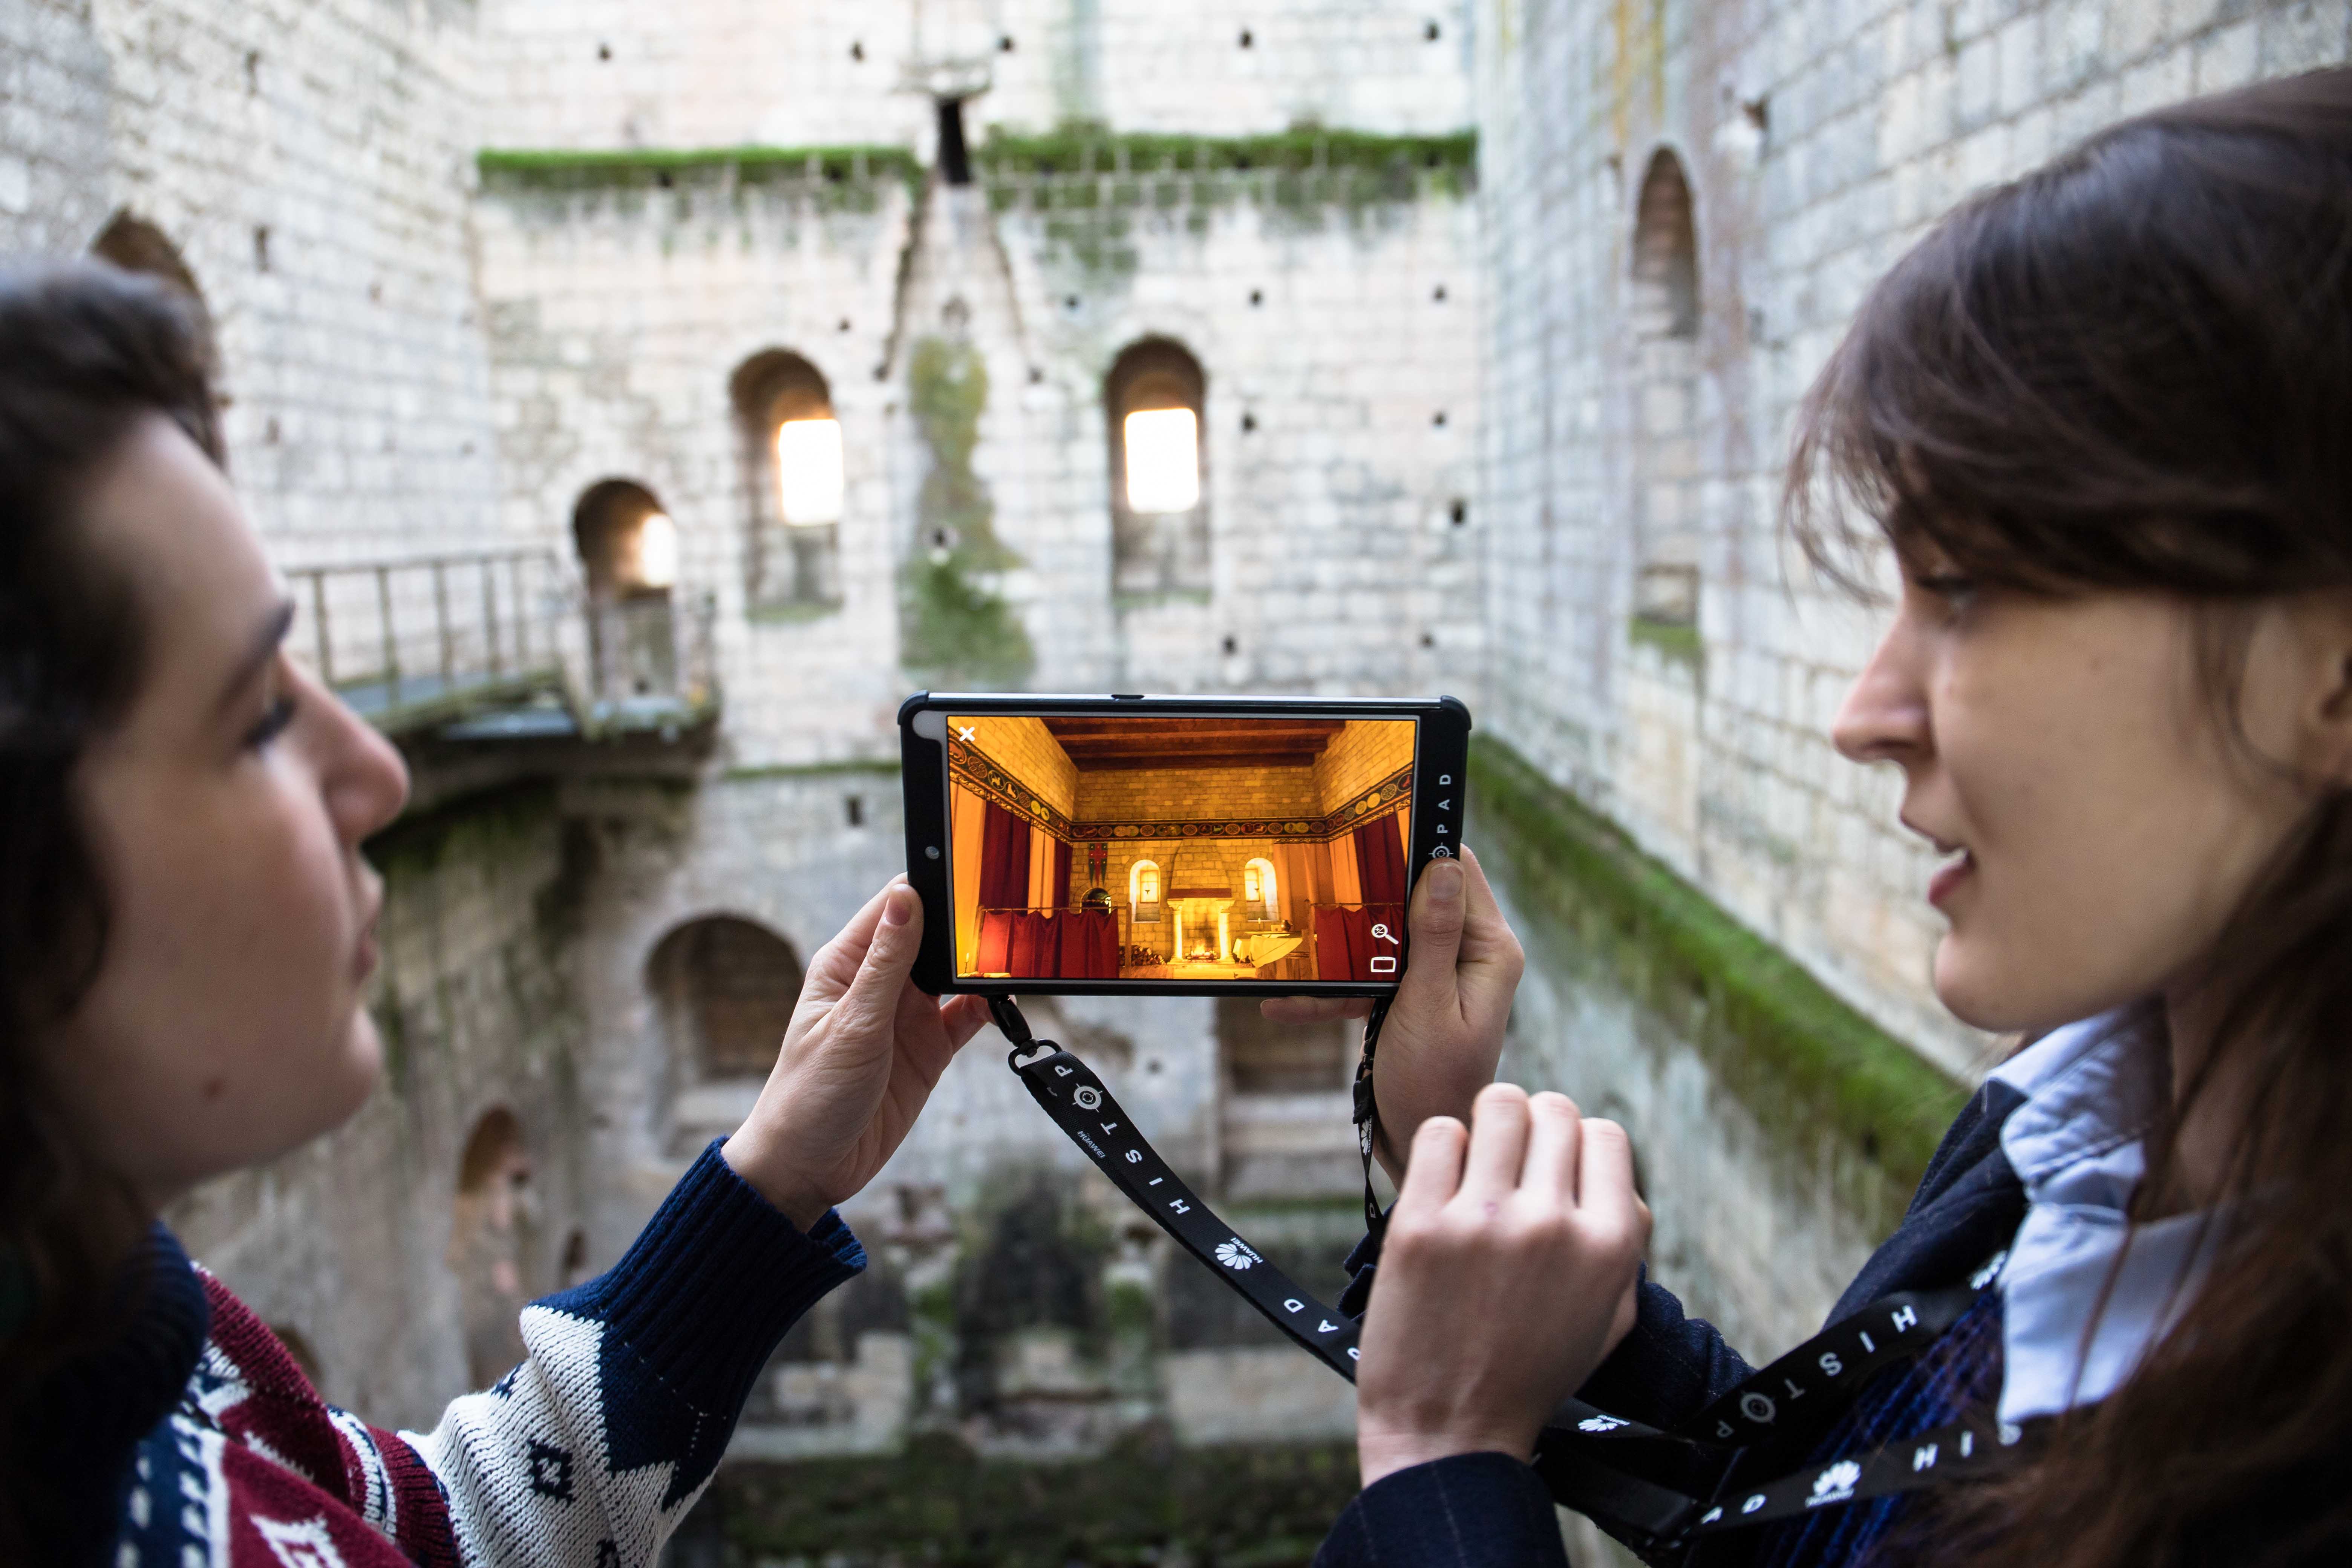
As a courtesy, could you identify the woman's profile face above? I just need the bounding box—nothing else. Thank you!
[41,415,410,1207]
[1832,550,2352,1037]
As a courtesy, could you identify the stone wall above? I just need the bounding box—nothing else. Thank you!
[0,0,511,566]
[1472,0,2352,1076]
[473,161,1483,765]
[957,715,1080,818]
[1310,717,1416,810]
[473,164,914,763]
[473,0,1474,155]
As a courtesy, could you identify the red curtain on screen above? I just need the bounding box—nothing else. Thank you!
[1354,813,1409,905]
[1008,911,1049,978]
[1089,908,1118,977]
[1053,907,1117,978]
[1052,838,1072,913]
[976,911,1015,974]
[1313,905,1356,981]
[978,803,1033,913]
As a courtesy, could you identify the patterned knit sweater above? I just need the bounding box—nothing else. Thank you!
[24,1141,862,1568]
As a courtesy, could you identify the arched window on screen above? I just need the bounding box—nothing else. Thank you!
[731,350,844,614]
[1105,339,1208,597]
[1130,858,1161,924]
[1243,857,1278,922]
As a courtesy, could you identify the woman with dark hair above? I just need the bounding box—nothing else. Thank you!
[1303,67,2352,1568]
[0,266,994,1565]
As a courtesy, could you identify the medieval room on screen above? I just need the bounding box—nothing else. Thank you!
[946,715,1415,982]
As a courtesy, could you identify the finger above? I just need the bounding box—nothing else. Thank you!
[1458,1082,1531,1201]
[940,991,994,1050]
[1521,1091,1583,1204]
[829,882,924,1038]
[1455,848,1525,979]
[1260,995,1373,1024]
[1392,1114,1467,1219]
[1578,1118,1639,1221]
[1395,860,1468,1015]
[803,880,901,998]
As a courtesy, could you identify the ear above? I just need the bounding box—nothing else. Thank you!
[2295,590,2352,786]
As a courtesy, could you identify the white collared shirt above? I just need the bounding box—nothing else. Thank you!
[1987,1013,2217,1425]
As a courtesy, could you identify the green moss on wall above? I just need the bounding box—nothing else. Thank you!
[1628,614,1704,671]
[714,1432,1359,1568]
[1469,738,1965,1220]
[360,779,588,1106]
[364,779,563,880]
[900,335,1035,688]
[476,143,924,207]
[980,124,1475,187]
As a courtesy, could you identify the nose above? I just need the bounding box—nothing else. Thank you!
[312,672,410,844]
[1831,617,1933,767]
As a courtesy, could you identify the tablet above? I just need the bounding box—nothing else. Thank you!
[899,692,1472,995]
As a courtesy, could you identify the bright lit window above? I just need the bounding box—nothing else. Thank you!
[775,418,845,525]
[1245,856,1278,920]
[1131,859,1161,923]
[635,512,678,590]
[1123,409,1200,513]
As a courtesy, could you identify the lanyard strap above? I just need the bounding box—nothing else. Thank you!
[994,997,1364,1379]
[988,996,2019,1559]
[1351,995,1395,1233]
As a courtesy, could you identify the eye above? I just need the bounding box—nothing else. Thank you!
[1908,571,1978,605]
[244,692,298,749]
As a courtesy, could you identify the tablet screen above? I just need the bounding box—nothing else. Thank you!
[942,713,1417,983]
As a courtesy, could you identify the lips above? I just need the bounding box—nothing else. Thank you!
[1926,848,1974,908]
[353,899,382,982]
[1902,818,1974,909]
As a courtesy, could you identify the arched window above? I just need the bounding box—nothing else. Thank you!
[731,351,843,613]
[1629,149,1702,628]
[573,479,678,698]
[450,1108,532,1389]
[1105,339,1209,597]
[1243,857,1279,922]
[1129,858,1161,925]
[90,210,217,377]
[646,914,807,1080]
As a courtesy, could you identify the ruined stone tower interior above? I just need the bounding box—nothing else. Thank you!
[8,0,2341,1558]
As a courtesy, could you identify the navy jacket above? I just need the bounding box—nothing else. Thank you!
[1314,1079,2030,1568]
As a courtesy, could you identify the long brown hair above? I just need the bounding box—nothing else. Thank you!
[1788,68,2352,1568]
[0,262,223,1559]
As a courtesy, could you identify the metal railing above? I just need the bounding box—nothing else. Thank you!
[282,549,718,736]
[283,550,573,729]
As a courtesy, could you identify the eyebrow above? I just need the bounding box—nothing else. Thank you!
[214,599,297,717]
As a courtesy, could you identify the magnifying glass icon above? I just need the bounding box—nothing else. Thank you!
[1370,923,1397,945]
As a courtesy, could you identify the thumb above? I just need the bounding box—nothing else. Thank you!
[833,882,922,1035]
[1401,859,1467,1003]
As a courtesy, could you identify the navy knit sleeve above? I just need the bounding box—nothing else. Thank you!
[400,1139,863,1564]
[539,1137,865,1429]
[1573,1265,1755,1429]
[1313,1453,1571,1568]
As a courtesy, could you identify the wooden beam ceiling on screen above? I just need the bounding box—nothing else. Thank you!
[1038,717,1346,772]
